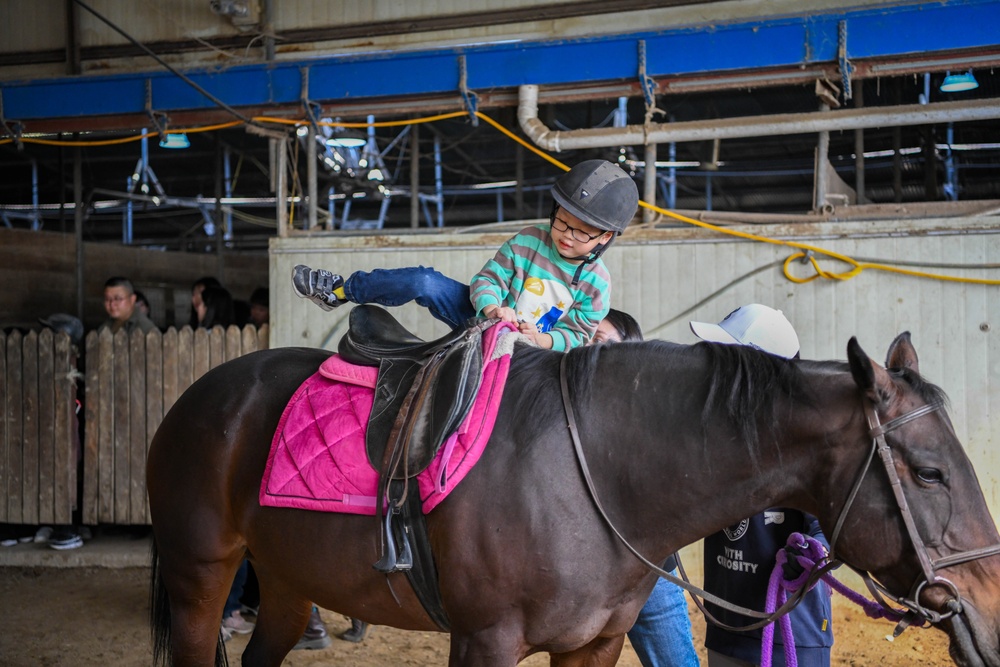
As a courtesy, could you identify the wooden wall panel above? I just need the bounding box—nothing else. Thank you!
[97,330,115,522]
[112,331,131,523]
[5,332,23,523]
[145,330,163,522]
[20,333,39,524]
[36,329,56,525]
[0,333,7,523]
[53,334,76,525]
[128,330,147,524]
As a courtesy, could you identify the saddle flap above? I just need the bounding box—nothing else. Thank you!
[365,357,422,468]
[367,323,488,480]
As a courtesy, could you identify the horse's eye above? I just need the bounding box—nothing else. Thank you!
[916,467,944,484]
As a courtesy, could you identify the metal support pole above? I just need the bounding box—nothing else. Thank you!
[377,196,391,228]
[124,176,132,243]
[223,146,233,240]
[214,139,224,276]
[262,0,275,61]
[667,136,677,209]
[643,143,656,223]
[944,122,958,201]
[496,191,504,223]
[854,84,866,205]
[705,172,713,212]
[275,138,288,237]
[74,144,84,319]
[31,159,41,230]
[814,102,831,212]
[515,144,524,218]
[65,0,81,75]
[307,125,318,229]
[433,134,444,228]
[410,123,420,229]
[327,186,336,231]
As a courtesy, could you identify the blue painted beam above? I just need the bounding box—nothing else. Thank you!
[2,0,998,122]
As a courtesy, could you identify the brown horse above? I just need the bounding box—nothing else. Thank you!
[147,331,1000,666]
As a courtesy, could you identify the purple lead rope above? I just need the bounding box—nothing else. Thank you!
[760,533,905,667]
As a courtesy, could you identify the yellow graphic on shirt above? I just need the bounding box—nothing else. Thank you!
[523,277,545,296]
[515,278,574,334]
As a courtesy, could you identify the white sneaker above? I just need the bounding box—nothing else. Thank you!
[222,610,255,635]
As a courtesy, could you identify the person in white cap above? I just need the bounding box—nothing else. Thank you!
[689,303,800,360]
[690,305,833,667]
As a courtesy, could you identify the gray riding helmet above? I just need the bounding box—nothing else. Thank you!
[550,159,639,235]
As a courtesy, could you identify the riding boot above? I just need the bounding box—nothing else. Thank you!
[293,606,332,650]
[338,618,369,643]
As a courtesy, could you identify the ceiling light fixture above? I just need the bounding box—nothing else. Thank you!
[940,70,979,93]
[326,130,367,148]
[159,133,190,149]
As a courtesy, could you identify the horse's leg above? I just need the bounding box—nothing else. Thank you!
[549,636,626,667]
[159,552,245,667]
[238,562,313,667]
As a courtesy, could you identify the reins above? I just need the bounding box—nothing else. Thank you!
[558,354,812,630]
[558,353,1000,636]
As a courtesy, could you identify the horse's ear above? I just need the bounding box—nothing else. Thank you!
[847,336,895,405]
[885,331,919,373]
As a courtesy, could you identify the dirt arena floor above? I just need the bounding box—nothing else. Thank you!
[0,566,953,666]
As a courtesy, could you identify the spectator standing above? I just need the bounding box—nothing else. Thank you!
[188,276,222,328]
[691,304,833,667]
[249,287,270,327]
[99,277,157,335]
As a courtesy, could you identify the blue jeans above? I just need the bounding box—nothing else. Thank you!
[224,560,249,617]
[628,576,699,667]
[344,267,476,330]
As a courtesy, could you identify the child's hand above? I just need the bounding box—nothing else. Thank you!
[485,305,518,323]
[518,320,539,336]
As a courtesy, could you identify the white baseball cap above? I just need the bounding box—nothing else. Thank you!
[689,304,800,359]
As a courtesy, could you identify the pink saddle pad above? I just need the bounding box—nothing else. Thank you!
[260,322,516,515]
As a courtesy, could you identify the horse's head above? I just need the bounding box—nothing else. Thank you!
[837,332,1000,667]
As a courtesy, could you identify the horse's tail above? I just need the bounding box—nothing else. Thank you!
[149,538,229,667]
[149,538,172,667]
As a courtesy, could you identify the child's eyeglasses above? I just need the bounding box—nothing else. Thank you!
[551,217,605,243]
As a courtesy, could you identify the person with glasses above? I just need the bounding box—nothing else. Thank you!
[292,159,639,350]
[98,276,157,335]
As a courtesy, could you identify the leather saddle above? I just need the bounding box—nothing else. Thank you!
[338,304,488,477]
[338,305,490,581]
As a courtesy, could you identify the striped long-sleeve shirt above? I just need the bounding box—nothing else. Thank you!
[469,224,611,351]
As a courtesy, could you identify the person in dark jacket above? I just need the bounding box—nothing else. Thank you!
[691,304,833,667]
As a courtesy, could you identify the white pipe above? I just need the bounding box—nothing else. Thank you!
[518,84,1000,150]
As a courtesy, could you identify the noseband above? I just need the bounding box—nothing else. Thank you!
[827,398,1000,631]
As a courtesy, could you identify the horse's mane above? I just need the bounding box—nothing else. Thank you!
[508,339,949,471]
[695,342,805,470]
[562,340,808,472]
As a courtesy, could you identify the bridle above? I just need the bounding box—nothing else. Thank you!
[827,397,1000,632]
[558,354,1000,634]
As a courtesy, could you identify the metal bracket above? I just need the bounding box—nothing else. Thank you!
[0,90,24,151]
[458,55,479,126]
[299,67,322,131]
[638,40,658,109]
[838,20,854,102]
[144,80,170,143]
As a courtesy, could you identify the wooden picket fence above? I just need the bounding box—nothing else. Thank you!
[81,324,268,525]
[1,329,79,526]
